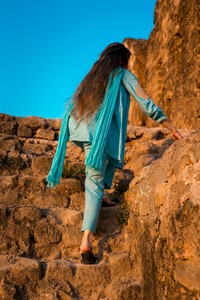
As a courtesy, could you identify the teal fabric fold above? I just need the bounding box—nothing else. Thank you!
[46,100,74,187]
[85,67,125,170]
[46,67,124,187]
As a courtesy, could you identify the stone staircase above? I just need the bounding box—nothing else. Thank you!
[0,171,141,299]
[0,129,142,299]
[1,114,197,299]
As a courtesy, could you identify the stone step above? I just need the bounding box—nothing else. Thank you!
[0,203,125,261]
[0,174,84,208]
[0,255,141,300]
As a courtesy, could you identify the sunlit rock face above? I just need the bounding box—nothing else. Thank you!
[0,112,198,299]
[0,1,199,298]
[124,38,148,127]
[124,0,199,130]
[125,130,200,300]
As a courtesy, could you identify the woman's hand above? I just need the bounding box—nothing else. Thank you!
[172,130,184,140]
[159,119,184,141]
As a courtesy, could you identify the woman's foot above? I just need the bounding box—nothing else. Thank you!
[80,239,92,253]
[80,231,96,264]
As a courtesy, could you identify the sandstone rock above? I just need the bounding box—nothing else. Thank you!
[0,280,16,300]
[66,142,85,160]
[0,138,21,152]
[69,192,85,210]
[0,190,19,206]
[0,175,18,190]
[108,252,133,280]
[57,290,73,300]
[97,206,121,234]
[32,155,52,174]
[0,120,18,135]
[127,153,155,177]
[11,205,42,226]
[45,259,74,283]
[61,225,82,259]
[63,161,85,179]
[36,128,55,140]
[125,131,200,299]
[50,207,83,226]
[105,278,142,300]
[56,178,84,195]
[124,0,199,129]
[0,207,7,225]
[74,262,111,288]
[17,124,33,138]
[124,38,148,127]
[46,118,61,130]
[17,116,46,130]
[174,259,200,291]
[4,150,25,172]
[0,256,41,286]
[23,139,52,155]
[1,222,30,255]
[34,218,62,245]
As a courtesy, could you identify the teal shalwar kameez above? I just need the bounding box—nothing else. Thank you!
[47,68,167,233]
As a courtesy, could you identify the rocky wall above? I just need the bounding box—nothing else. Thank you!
[124,0,200,130]
[125,130,200,299]
[0,112,199,299]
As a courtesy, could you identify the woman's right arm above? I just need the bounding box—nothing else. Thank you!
[159,118,183,140]
[122,70,183,140]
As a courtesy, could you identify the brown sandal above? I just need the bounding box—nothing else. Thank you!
[81,251,96,264]
[80,242,96,264]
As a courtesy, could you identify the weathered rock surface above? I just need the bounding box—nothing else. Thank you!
[125,130,200,300]
[0,0,199,297]
[0,111,198,299]
[124,0,199,129]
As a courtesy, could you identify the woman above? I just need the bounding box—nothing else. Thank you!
[47,42,183,264]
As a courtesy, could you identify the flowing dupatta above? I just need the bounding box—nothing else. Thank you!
[85,68,124,169]
[47,67,124,187]
[46,100,74,187]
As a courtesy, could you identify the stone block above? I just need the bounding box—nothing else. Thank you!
[17,116,46,130]
[105,279,142,300]
[74,262,111,288]
[57,178,83,195]
[36,128,55,140]
[31,155,52,174]
[0,280,16,300]
[11,205,42,226]
[50,207,83,226]
[34,218,62,245]
[0,121,17,135]
[0,256,41,286]
[23,140,50,155]
[69,192,85,209]
[108,252,132,279]
[45,259,75,283]
[61,225,82,255]
[46,118,61,130]
[17,124,33,138]
[0,207,7,225]
[174,259,200,291]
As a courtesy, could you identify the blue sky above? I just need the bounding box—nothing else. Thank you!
[0,0,156,119]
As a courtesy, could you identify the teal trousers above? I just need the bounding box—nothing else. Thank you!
[74,142,116,233]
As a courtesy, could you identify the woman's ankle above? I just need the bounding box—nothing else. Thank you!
[80,230,93,252]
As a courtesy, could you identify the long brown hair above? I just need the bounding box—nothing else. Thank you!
[71,42,131,120]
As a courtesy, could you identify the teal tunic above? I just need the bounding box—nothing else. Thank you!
[69,69,167,168]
